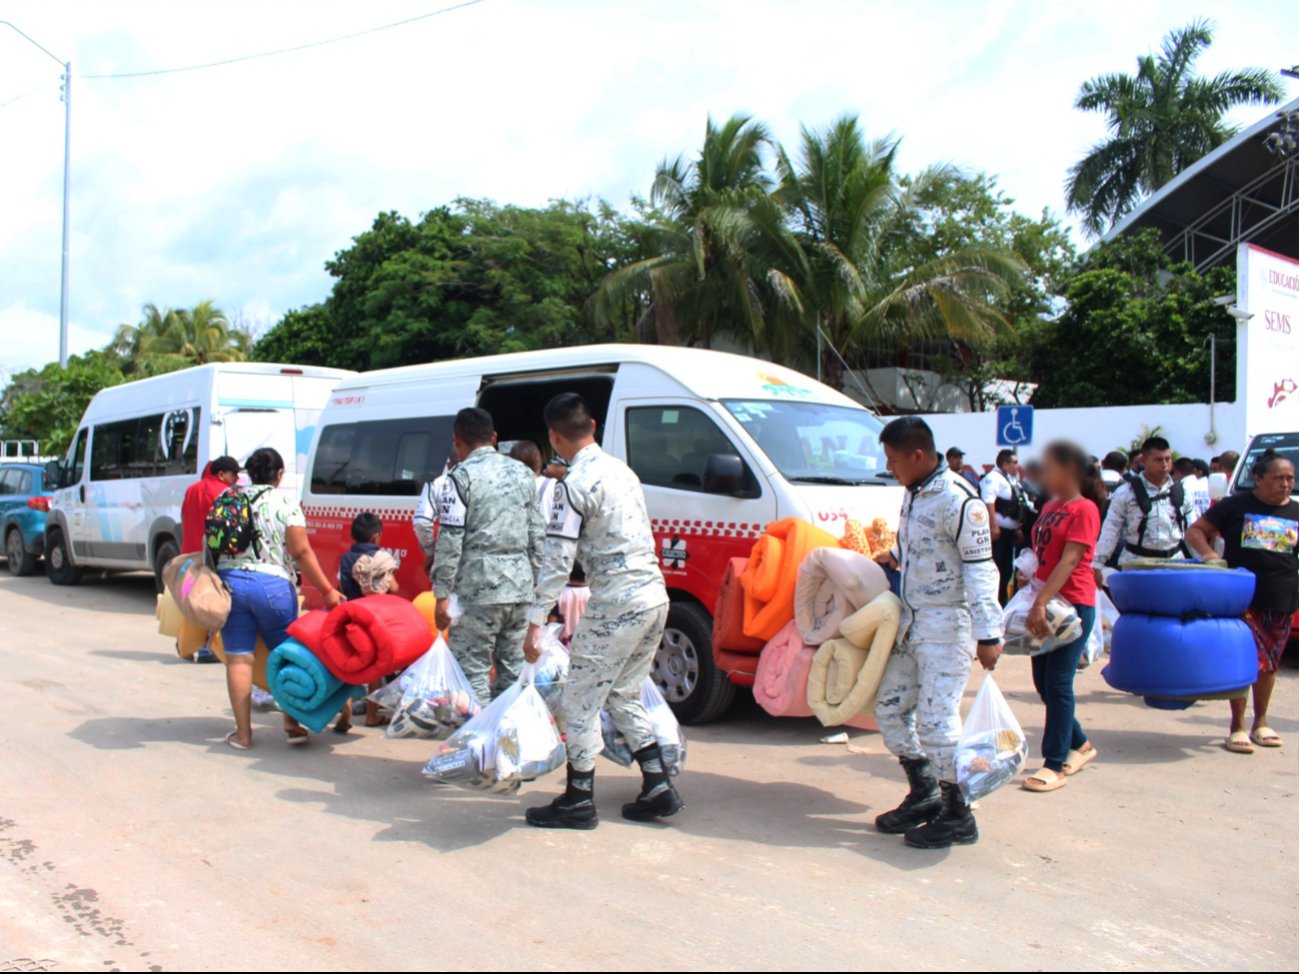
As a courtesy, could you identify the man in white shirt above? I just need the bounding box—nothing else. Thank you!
[1173,456,1212,519]
[979,449,1031,605]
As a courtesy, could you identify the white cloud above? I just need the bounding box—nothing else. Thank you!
[1,0,1294,371]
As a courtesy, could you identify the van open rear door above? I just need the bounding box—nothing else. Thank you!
[222,409,297,486]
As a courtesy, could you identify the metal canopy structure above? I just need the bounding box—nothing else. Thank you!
[1104,97,1299,271]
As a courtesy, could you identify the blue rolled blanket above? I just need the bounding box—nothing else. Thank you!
[267,638,364,733]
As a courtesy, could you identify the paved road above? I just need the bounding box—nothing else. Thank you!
[0,570,1295,972]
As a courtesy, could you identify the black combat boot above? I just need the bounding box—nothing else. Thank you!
[904,781,978,849]
[621,743,684,822]
[874,756,942,834]
[525,765,598,830]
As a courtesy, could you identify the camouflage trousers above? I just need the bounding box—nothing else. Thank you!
[448,601,529,703]
[563,602,668,773]
[874,639,972,783]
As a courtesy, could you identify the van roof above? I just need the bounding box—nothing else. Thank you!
[90,362,354,397]
[329,344,860,406]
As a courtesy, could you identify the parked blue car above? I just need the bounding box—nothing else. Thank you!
[0,462,52,576]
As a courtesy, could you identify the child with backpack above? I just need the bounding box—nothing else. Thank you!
[210,448,344,750]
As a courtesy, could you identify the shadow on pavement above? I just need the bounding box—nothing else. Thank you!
[90,649,188,666]
[0,571,156,615]
[69,715,232,750]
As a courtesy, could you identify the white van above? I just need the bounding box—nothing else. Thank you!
[301,345,902,723]
[44,362,353,589]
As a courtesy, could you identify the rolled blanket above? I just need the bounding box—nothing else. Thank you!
[753,620,815,718]
[807,592,901,726]
[316,594,431,685]
[712,557,765,654]
[287,609,328,653]
[741,518,839,641]
[794,547,890,644]
[267,638,364,733]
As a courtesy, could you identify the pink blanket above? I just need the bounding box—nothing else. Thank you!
[752,620,874,729]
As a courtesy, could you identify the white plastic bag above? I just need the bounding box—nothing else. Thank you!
[386,636,481,739]
[530,624,570,726]
[1002,590,1083,656]
[600,679,687,776]
[955,674,1027,801]
[445,593,463,626]
[1078,590,1120,670]
[422,662,566,794]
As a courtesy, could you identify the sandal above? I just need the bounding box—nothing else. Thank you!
[1225,730,1255,754]
[1022,767,1068,792]
[1250,726,1283,748]
[1063,744,1098,776]
[285,728,310,746]
[225,731,252,751]
[364,714,391,728]
[332,719,353,735]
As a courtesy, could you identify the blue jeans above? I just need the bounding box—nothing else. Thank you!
[1030,603,1096,772]
[219,569,297,655]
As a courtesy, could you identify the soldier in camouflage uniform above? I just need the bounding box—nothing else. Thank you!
[521,392,680,831]
[873,417,1002,850]
[431,408,543,702]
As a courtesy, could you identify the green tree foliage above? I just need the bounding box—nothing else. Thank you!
[0,351,124,456]
[594,115,774,348]
[1027,231,1235,407]
[255,199,649,370]
[111,300,251,375]
[1066,19,1282,235]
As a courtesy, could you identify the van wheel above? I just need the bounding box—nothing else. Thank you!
[6,528,37,576]
[153,538,179,594]
[44,528,81,586]
[653,601,735,725]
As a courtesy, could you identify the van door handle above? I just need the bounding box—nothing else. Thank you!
[79,485,85,503]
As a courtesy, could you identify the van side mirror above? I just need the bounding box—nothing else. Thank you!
[703,453,746,496]
[43,459,62,490]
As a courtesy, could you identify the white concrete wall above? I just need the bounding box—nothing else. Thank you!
[915,400,1245,470]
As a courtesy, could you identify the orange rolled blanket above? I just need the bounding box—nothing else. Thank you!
[740,518,839,641]
[713,557,766,654]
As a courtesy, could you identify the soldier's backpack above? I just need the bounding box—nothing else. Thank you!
[205,487,268,562]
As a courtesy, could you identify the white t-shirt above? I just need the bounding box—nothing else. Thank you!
[1181,473,1212,519]
[535,475,559,526]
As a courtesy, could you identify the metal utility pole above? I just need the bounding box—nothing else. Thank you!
[1,21,72,367]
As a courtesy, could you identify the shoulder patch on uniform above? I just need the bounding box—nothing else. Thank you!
[439,475,467,529]
[546,482,583,540]
[956,496,993,563]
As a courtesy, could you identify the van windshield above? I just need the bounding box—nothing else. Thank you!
[723,400,892,485]
[1236,432,1299,493]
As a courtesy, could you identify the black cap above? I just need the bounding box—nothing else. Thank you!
[946,446,965,458]
[210,456,241,475]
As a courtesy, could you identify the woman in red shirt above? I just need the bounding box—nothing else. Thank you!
[1022,440,1105,793]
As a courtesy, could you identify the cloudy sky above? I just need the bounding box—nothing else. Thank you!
[1,0,1295,373]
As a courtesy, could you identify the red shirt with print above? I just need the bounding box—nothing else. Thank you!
[1032,497,1100,606]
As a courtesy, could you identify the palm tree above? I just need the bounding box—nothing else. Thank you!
[758,116,1025,389]
[111,301,248,375]
[1066,19,1282,235]
[595,114,772,347]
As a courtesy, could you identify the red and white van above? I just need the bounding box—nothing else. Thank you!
[301,345,901,722]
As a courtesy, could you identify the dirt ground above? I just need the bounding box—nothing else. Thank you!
[0,570,1294,972]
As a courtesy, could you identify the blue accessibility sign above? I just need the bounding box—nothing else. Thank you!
[996,405,1033,447]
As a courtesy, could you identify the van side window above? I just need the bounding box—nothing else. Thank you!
[626,406,757,495]
[160,407,201,477]
[311,417,455,496]
[68,428,88,484]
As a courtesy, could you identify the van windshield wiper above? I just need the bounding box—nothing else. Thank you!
[790,474,892,486]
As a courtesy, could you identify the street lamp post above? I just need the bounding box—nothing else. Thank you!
[2,21,71,368]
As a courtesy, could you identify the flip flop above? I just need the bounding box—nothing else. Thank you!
[364,715,391,728]
[1251,727,1283,748]
[1063,744,1098,776]
[1022,767,1068,792]
[1225,730,1255,754]
[225,731,252,751]
[285,729,310,746]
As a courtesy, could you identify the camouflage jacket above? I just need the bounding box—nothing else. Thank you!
[432,447,543,605]
[528,444,668,626]
[895,465,1002,645]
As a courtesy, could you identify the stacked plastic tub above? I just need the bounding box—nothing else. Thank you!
[1103,565,1258,709]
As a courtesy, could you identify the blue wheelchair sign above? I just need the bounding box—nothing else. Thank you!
[996,405,1033,447]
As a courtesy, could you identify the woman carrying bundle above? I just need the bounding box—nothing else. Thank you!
[1021,440,1105,793]
[218,447,344,750]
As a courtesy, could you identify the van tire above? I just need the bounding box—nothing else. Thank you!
[654,601,735,725]
[153,538,179,594]
[44,528,81,586]
[6,527,37,576]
